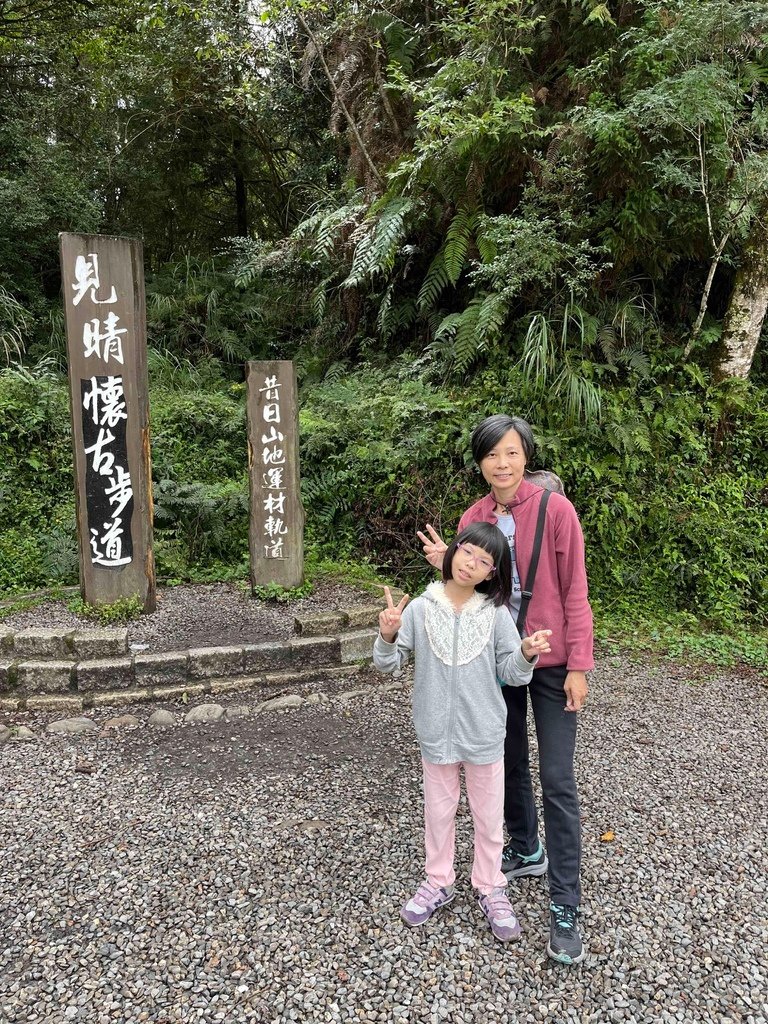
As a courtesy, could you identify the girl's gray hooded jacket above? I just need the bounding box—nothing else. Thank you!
[373,582,535,765]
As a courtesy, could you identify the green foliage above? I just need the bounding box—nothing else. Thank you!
[596,609,768,675]
[252,580,314,603]
[67,595,144,625]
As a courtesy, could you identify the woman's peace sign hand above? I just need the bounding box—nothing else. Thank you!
[417,523,448,570]
[379,586,409,642]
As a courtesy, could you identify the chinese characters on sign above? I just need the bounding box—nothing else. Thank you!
[70,254,135,568]
[60,233,155,610]
[248,361,304,589]
[81,376,133,566]
[260,376,288,560]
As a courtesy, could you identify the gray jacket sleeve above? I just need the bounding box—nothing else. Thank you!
[494,607,536,687]
[372,603,414,674]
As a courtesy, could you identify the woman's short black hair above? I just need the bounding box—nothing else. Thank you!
[470,414,536,466]
[443,522,512,608]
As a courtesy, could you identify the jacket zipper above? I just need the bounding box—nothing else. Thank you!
[445,613,460,762]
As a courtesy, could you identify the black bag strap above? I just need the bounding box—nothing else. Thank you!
[516,489,551,634]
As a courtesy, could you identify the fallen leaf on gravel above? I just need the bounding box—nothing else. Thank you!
[74,763,95,775]
[600,830,615,842]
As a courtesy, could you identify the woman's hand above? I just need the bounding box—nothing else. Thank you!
[379,586,409,643]
[564,670,589,712]
[417,523,448,570]
[521,629,552,662]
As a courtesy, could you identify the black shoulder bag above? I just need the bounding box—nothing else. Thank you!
[515,489,551,635]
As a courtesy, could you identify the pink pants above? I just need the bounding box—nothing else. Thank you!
[421,757,507,895]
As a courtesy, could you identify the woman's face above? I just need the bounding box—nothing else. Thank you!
[479,428,527,501]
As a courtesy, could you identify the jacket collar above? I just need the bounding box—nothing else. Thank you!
[482,476,542,517]
[424,580,490,616]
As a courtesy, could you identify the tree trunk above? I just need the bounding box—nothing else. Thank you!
[717,201,768,379]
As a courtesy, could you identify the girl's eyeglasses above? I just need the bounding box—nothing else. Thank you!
[456,542,495,573]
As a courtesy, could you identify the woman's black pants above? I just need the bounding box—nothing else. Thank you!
[502,663,582,906]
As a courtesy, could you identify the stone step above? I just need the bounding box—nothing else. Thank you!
[293,592,403,637]
[0,663,365,714]
[0,631,380,701]
[0,626,128,660]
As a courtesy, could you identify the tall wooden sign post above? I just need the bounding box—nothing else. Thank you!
[59,233,156,611]
[246,360,304,590]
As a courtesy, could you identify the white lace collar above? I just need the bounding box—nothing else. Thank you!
[422,582,496,667]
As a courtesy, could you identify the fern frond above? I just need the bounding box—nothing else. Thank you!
[475,291,508,346]
[443,205,478,284]
[434,311,463,341]
[418,248,452,312]
[452,301,482,373]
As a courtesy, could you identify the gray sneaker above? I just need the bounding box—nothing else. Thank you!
[547,903,585,964]
[502,839,548,879]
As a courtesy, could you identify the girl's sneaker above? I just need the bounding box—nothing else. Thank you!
[400,881,455,927]
[477,888,522,941]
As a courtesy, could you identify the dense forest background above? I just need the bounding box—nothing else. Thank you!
[1,0,767,630]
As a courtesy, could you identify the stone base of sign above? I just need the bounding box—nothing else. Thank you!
[0,596,390,709]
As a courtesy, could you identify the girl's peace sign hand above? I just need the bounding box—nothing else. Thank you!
[379,586,409,642]
[417,523,448,570]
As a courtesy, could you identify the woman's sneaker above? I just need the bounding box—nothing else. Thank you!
[501,838,548,879]
[547,903,585,964]
[400,881,455,927]
[477,888,522,942]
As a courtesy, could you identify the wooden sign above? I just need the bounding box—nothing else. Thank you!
[59,233,155,611]
[246,360,304,589]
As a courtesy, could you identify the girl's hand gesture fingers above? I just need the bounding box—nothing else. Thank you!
[416,523,447,569]
[521,629,553,661]
[379,586,409,641]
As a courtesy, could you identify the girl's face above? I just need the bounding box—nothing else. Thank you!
[452,541,496,589]
[479,428,527,501]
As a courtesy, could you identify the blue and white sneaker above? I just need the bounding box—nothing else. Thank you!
[502,838,548,879]
[547,903,585,964]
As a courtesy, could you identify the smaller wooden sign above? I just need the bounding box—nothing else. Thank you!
[246,361,304,590]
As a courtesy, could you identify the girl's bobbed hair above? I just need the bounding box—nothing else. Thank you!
[471,414,536,467]
[443,522,512,608]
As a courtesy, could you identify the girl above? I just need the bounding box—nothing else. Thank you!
[374,522,552,942]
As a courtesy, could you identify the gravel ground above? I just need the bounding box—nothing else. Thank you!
[1,582,376,651]
[2,654,767,1024]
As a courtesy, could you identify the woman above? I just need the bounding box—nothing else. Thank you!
[418,414,593,965]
